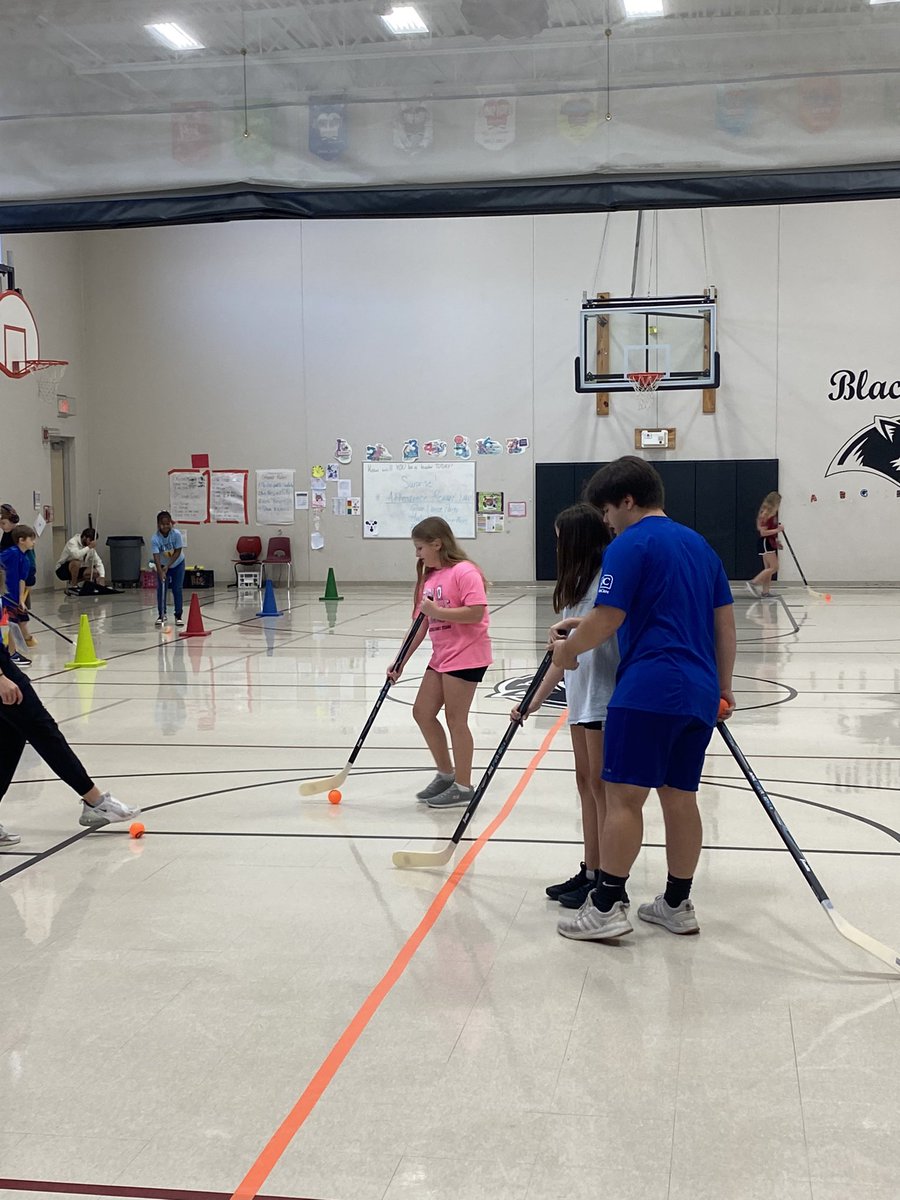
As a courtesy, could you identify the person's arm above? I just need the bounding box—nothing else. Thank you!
[511,663,564,721]
[714,604,737,713]
[553,604,625,672]
[0,659,23,704]
[418,597,484,624]
[386,619,429,681]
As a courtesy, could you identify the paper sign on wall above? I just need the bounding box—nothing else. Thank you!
[255,469,295,524]
[210,470,248,523]
[169,469,210,524]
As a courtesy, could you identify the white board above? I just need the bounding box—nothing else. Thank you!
[363,461,475,539]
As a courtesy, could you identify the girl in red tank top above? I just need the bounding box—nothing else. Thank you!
[747,491,783,597]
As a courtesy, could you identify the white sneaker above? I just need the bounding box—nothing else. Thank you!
[0,824,22,846]
[557,896,632,941]
[638,895,700,935]
[79,793,141,828]
[745,581,761,598]
[175,617,185,628]
[155,617,165,627]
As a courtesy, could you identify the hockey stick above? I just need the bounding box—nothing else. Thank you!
[2,594,74,644]
[781,530,826,600]
[717,720,900,973]
[299,612,426,796]
[392,648,556,870]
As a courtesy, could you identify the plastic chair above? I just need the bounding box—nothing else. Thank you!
[260,536,293,587]
[231,535,262,587]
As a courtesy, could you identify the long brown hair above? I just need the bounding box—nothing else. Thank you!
[411,516,485,604]
[758,491,781,520]
[553,502,610,613]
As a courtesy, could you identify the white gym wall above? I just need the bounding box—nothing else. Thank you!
[1,200,897,585]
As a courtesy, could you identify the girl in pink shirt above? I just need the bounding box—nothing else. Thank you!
[388,517,492,808]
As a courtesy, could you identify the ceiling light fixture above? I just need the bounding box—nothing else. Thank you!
[145,22,205,50]
[623,0,664,17]
[379,6,429,36]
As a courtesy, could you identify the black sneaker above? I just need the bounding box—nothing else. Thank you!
[559,883,631,910]
[10,651,32,667]
[546,862,588,901]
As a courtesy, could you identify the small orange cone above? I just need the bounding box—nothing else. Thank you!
[65,614,107,670]
[179,593,211,639]
[0,607,8,650]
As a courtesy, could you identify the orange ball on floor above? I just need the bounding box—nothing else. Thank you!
[328,789,342,805]
[129,822,145,839]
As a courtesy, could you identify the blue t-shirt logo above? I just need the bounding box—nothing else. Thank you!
[598,573,614,593]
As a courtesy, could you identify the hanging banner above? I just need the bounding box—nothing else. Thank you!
[475,98,516,151]
[310,102,348,160]
[558,95,598,143]
[394,101,433,155]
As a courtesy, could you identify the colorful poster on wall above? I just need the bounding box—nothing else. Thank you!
[255,469,295,524]
[477,490,503,515]
[210,470,249,523]
[394,101,433,155]
[558,95,598,143]
[168,469,210,524]
[475,98,516,151]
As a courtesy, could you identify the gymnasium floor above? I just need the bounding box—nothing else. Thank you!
[1,581,898,1200]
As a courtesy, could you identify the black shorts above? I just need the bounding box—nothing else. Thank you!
[55,563,89,581]
[573,719,605,731]
[440,665,489,683]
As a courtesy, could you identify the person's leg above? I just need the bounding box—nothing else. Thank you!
[752,550,777,594]
[553,726,602,908]
[68,559,81,586]
[657,786,703,880]
[170,561,185,620]
[441,674,478,788]
[583,726,607,868]
[412,668,452,774]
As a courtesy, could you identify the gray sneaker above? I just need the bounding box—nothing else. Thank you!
[79,792,141,828]
[637,895,700,935]
[0,824,22,847]
[558,896,632,941]
[426,782,473,809]
[416,772,454,801]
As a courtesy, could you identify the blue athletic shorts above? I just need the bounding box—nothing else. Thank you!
[602,708,714,793]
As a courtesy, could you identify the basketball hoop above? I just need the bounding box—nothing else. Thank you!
[627,370,664,410]
[627,371,665,393]
[12,359,68,404]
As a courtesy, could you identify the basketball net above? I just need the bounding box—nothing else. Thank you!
[627,370,664,411]
[16,359,68,404]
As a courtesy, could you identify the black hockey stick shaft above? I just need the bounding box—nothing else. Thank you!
[780,530,809,588]
[446,648,556,850]
[347,612,426,767]
[2,594,74,645]
[717,720,828,904]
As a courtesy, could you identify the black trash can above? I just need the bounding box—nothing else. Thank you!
[106,535,145,585]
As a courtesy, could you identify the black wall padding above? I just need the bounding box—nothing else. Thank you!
[535,459,778,582]
[4,164,900,231]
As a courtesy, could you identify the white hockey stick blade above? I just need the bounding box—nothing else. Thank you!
[392,843,458,870]
[299,763,350,797]
[823,901,900,973]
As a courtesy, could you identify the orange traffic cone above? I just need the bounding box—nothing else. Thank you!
[178,593,211,639]
[65,614,107,670]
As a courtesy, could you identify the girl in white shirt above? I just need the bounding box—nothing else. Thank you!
[512,502,620,910]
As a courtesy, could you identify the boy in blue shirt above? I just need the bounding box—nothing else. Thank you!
[553,456,736,943]
[0,524,38,665]
[151,510,185,628]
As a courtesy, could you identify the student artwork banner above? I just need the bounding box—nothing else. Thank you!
[168,469,210,524]
[256,469,295,525]
[210,470,249,523]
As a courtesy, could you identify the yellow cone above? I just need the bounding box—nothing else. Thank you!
[65,614,107,670]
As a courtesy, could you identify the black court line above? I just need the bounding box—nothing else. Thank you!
[56,699,133,726]
[92,828,900,857]
[0,1179,317,1200]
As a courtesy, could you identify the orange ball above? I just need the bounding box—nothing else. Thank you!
[328,789,342,805]
[129,821,145,839]
[824,594,832,602]
[718,698,730,720]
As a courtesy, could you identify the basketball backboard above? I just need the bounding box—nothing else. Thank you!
[575,293,719,393]
[0,289,40,377]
